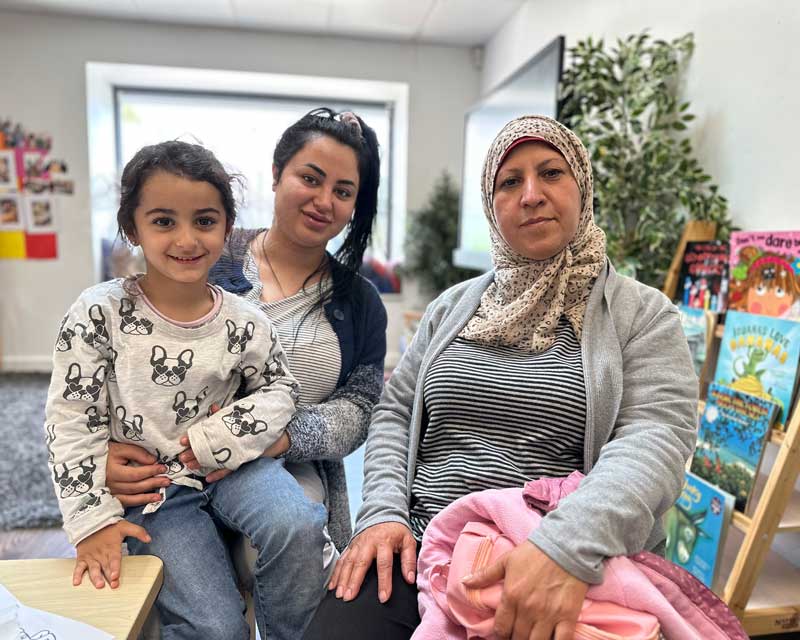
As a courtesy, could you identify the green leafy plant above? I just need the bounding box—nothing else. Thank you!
[559,31,733,287]
[402,172,479,295]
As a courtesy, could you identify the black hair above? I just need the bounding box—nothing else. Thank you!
[271,107,381,303]
[117,140,240,242]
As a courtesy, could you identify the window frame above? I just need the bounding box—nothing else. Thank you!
[86,62,409,281]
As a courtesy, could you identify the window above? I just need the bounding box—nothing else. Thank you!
[115,89,394,259]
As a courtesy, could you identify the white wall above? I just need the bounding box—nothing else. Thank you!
[482,0,800,232]
[0,10,480,371]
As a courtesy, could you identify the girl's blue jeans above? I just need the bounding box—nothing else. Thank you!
[125,457,329,640]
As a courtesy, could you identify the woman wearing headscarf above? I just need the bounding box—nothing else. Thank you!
[305,115,698,640]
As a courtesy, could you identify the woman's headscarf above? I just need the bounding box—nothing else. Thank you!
[458,115,607,352]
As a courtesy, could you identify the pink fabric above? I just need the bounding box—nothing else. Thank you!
[413,472,745,640]
[632,553,748,640]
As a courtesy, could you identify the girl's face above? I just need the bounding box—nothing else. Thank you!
[492,141,581,261]
[129,171,227,289]
[272,135,360,250]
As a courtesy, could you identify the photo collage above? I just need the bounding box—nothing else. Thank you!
[0,118,74,259]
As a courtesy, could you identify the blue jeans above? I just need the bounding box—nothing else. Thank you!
[126,457,329,640]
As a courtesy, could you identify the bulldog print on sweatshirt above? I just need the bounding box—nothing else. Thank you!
[45,277,298,545]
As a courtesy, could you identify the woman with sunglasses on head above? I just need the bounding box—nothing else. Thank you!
[104,108,387,637]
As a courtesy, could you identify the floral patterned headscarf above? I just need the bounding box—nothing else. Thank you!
[459,115,607,352]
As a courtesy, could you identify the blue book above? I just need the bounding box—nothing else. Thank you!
[714,310,800,425]
[664,471,735,590]
[691,383,776,513]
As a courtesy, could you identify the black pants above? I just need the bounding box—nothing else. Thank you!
[303,554,420,639]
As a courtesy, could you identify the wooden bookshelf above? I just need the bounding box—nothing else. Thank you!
[693,320,800,635]
[744,468,800,534]
[666,223,800,634]
[717,527,800,636]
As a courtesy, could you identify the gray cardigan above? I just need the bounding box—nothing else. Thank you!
[354,261,698,584]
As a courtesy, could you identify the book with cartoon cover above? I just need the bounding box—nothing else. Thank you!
[714,310,800,426]
[676,240,729,312]
[728,230,800,320]
[691,382,777,513]
[664,471,735,591]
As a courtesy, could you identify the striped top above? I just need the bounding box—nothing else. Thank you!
[242,250,341,407]
[242,250,342,504]
[409,317,586,540]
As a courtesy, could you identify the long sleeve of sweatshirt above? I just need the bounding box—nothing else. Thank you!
[45,278,299,544]
[187,322,299,470]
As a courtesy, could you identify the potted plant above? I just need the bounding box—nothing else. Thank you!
[559,31,733,288]
[402,172,479,296]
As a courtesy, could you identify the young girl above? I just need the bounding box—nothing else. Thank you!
[45,141,328,640]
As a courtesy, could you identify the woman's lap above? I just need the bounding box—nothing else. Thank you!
[303,553,420,640]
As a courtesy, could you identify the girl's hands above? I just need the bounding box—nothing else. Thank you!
[106,442,169,507]
[73,521,151,589]
[461,541,588,640]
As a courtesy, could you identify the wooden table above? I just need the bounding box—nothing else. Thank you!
[0,555,163,639]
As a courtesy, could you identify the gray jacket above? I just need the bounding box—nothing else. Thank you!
[354,261,698,584]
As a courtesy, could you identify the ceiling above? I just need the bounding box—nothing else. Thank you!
[0,0,526,46]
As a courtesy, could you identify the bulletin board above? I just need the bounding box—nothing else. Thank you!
[0,119,74,259]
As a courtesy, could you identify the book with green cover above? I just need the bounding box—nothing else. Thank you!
[714,309,800,425]
[664,471,735,591]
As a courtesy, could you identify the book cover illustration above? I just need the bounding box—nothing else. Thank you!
[678,305,716,383]
[691,383,776,513]
[728,230,800,320]
[664,471,734,590]
[714,310,800,426]
[676,240,730,312]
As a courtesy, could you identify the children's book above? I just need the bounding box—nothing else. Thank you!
[678,305,717,387]
[664,471,734,591]
[691,383,776,513]
[728,230,800,320]
[676,240,729,312]
[714,310,800,426]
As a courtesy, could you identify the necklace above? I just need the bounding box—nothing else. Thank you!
[261,248,289,299]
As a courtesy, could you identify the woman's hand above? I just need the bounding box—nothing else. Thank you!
[106,442,169,507]
[73,521,150,589]
[327,522,417,603]
[462,541,588,640]
[178,435,198,469]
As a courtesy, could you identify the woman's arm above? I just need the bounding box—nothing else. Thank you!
[326,298,440,602]
[352,297,441,535]
[282,284,389,463]
[281,362,383,463]
[531,292,698,584]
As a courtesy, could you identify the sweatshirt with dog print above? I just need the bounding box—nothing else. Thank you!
[45,276,298,545]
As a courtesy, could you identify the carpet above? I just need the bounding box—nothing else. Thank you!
[0,373,62,530]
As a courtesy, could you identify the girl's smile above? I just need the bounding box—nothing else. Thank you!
[168,254,208,263]
[128,170,227,312]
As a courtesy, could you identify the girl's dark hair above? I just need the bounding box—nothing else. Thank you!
[117,140,239,242]
[271,107,381,303]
